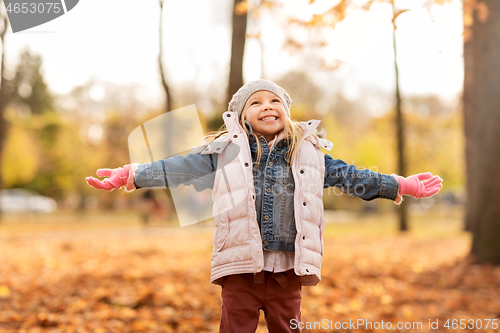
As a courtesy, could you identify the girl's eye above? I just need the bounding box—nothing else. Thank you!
[272,99,281,103]
[251,101,259,105]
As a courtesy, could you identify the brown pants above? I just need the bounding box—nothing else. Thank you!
[219,269,302,333]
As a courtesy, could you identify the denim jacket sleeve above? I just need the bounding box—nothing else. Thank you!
[134,151,218,192]
[323,154,399,201]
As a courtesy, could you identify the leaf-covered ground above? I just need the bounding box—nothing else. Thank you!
[0,214,499,333]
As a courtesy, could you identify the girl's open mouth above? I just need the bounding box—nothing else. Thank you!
[260,116,278,122]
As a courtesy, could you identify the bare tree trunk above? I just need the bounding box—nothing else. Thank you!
[158,0,175,223]
[0,5,9,221]
[463,2,474,233]
[226,0,248,106]
[392,3,408,232]
[159,0,172,113]
[467,0,500,264]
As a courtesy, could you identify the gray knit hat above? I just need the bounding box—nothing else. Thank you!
[228,79,292,118]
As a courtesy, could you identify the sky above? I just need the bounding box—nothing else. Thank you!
[2,0,464,112]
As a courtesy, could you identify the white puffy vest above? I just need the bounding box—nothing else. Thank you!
[202,112,333,286]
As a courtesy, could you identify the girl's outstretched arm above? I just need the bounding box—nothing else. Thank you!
[323,154,443,203]
[86,151,218,192]
[133,152,217,191]
[323,154,399,201]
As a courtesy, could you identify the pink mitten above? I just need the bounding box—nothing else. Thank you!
[86,165,131,191]
[393,172,443,204]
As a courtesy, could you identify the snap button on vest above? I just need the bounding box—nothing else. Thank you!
[269,162,273,166]
[266,188,271,193]
[264,215,269,220]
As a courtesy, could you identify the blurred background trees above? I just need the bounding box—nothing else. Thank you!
[0,0,469,239]
[0,47,464,216]
[0,50,146,213]
[0,0,9,218]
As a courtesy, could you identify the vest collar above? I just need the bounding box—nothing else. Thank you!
[222,111,332,151]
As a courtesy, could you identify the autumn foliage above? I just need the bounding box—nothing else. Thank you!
[0,214,499,333]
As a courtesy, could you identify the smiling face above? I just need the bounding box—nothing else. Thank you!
[242,90,288,142]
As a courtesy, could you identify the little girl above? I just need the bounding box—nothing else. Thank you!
[87,80,442,333]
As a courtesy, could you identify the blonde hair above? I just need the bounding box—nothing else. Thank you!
[203,111,324,168]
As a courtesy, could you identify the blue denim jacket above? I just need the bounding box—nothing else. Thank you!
[134,123,399,252]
